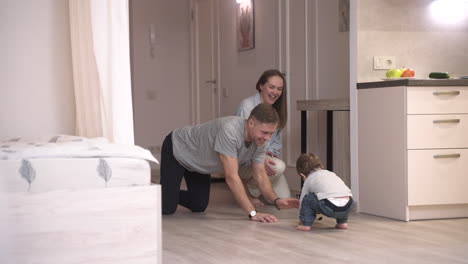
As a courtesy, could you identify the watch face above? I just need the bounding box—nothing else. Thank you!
[250,210,256,217]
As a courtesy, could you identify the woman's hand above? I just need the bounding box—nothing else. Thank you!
[264,157,277,177]
[266,151,279,159]
[275,198,300,209]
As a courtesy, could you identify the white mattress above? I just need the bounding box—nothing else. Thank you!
[1,158,151,193]
[0,135,157,193]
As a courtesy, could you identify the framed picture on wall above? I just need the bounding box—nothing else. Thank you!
[237,0,255,51]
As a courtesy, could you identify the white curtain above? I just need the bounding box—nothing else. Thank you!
[69,0,134,145]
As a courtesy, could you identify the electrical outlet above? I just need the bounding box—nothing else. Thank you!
[373,56,396,70]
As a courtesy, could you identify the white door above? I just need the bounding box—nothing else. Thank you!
[192,0,219,124]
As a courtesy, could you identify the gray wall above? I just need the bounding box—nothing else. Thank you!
[218,0,350,191]
[2,0,350,193]
[0,0,75,140]
[130,0,191,159]
[0,0,348,166]
[217,0,279,117]
[130,0,350,190]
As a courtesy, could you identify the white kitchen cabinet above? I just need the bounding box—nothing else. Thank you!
[358,84,468,221]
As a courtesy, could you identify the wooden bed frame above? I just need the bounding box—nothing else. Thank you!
[2,184,161,263]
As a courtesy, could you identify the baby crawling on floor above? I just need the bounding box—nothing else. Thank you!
[295,153,354,231]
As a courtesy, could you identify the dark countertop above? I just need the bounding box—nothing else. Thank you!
[357,78,468,89]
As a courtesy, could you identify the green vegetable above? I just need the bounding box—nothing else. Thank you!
[429,72,450,79]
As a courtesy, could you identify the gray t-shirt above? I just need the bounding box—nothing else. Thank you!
[299,169,352,204]
[171,116,267,174]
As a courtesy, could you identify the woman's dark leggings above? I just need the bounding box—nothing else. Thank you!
[160,132,211,215]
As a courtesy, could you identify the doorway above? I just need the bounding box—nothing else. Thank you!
[191,0,219,124]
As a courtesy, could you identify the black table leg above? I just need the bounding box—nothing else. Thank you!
[326,110,333,171]
[300,110,307,189]
[301,110,307,154]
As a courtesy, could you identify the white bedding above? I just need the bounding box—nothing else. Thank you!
[0,135,158,163]
[0,135,158,193]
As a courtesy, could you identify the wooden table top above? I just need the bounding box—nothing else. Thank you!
[297,99,349,111]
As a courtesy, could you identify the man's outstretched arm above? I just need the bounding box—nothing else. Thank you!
[218,153,278,222]
[252,162,300,209]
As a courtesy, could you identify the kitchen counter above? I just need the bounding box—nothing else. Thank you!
[357,81,468,221]
[357,78,468,89]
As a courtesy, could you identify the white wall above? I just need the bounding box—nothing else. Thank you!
[358,0,468,82]
[130,0,191,158]
[0,0,75,140]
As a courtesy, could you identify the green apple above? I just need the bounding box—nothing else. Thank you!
[386,69,403,78]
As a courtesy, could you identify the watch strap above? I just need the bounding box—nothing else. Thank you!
[273,197,281,210]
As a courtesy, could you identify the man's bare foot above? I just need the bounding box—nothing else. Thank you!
[296,225,311,231]
[250,197,264,208]
[335,223,348,229]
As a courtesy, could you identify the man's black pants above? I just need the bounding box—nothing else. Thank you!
[160,132,211,215]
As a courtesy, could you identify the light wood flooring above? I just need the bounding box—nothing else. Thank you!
[162,182,468,264]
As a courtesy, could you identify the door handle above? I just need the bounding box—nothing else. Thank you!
[205,79,217,84]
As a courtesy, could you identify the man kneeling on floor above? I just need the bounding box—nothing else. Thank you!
[160,103,299,222]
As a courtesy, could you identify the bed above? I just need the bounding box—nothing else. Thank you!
[0,135,162,263]
[0,135,158,192]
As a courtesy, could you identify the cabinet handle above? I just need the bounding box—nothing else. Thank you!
[432,91,460,96]
[433,119,460,124]
[433,153,461,159]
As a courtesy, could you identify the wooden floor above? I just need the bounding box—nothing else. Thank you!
[162,182,468,264]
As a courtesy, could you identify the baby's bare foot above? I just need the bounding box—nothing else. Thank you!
[250,197,264,208]
[335,223,348,229]
[296,225,311,231]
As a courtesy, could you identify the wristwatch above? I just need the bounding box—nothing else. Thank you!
[273,197,281,210]
[248,210,257,219]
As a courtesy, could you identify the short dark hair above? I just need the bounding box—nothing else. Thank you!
[256,69,287,129]
[296,153,324,176]
[248,103,279,125]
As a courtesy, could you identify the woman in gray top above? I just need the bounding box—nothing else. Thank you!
[235,69,291,208]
